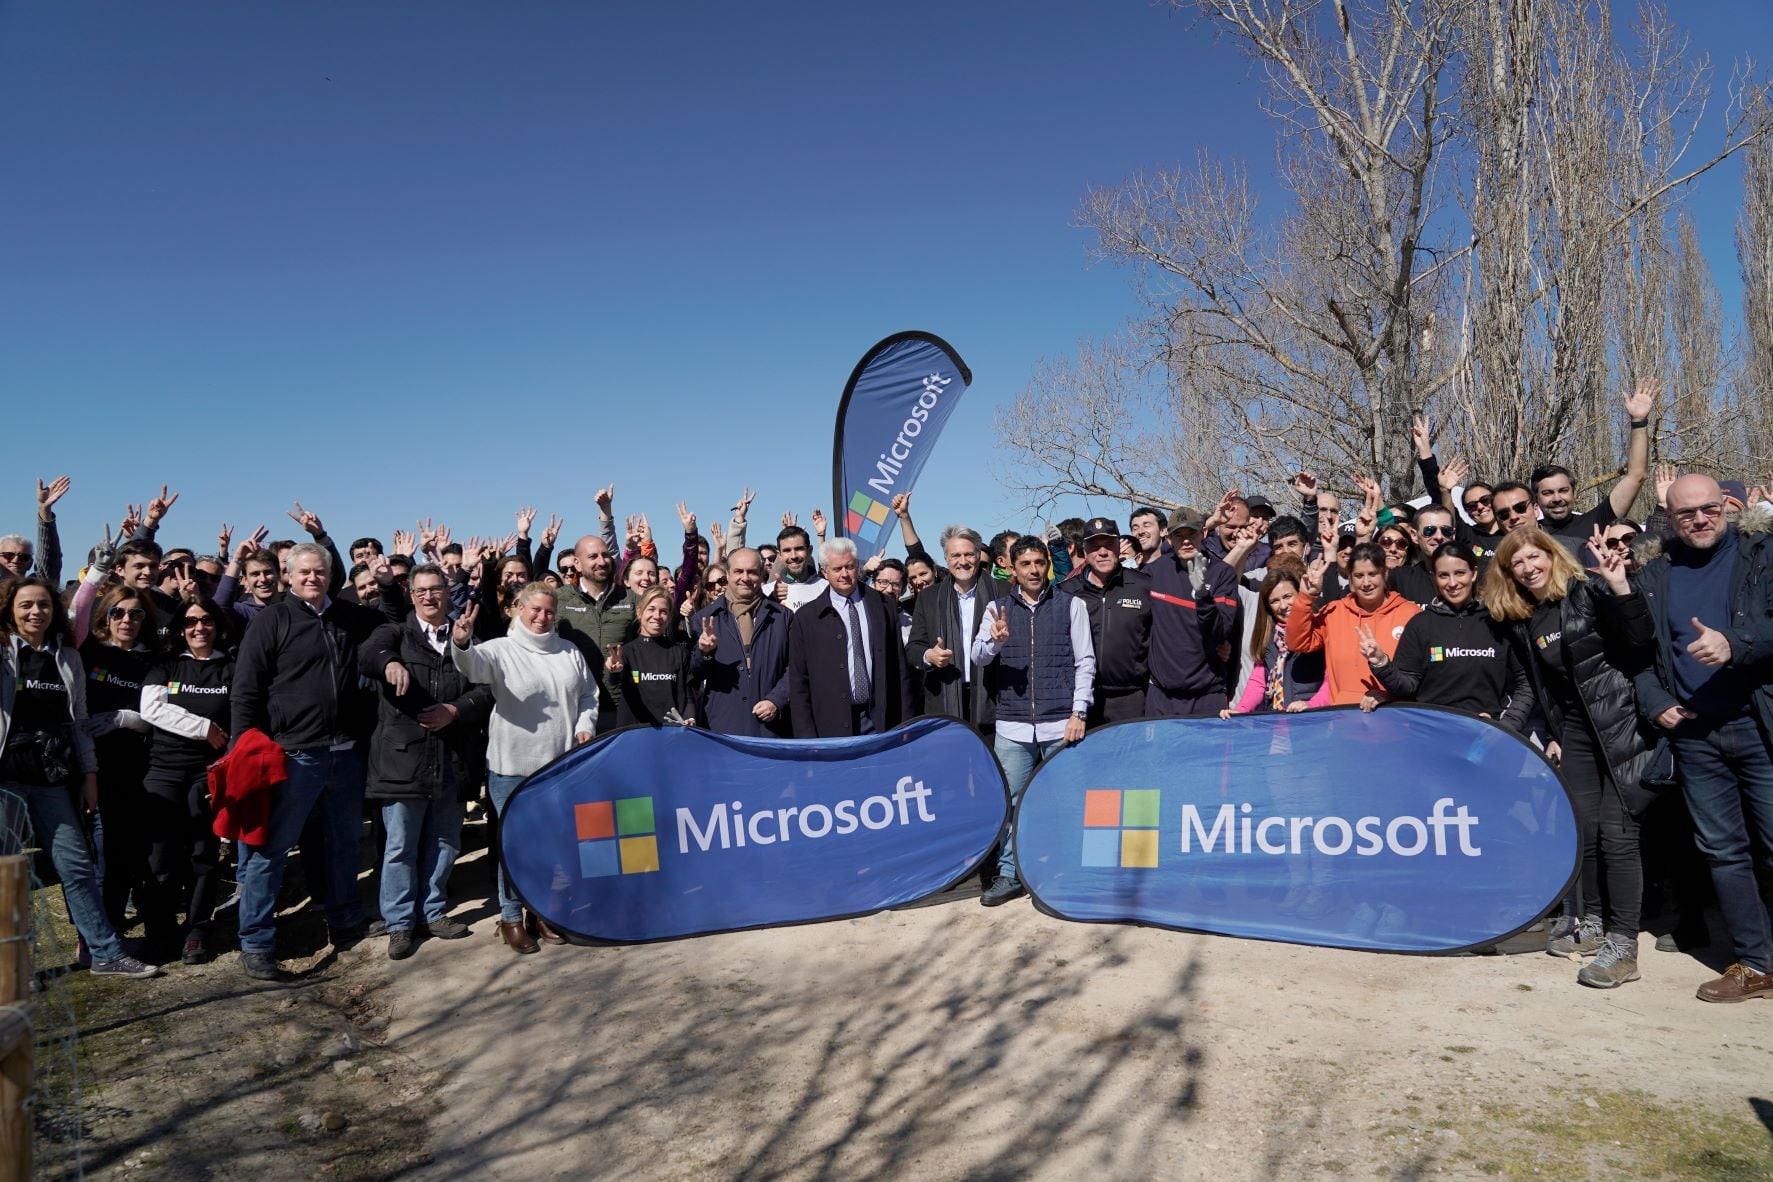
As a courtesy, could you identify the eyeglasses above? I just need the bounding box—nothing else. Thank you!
[1601,534,1639,550]
[1419,525,1455,538]
[183,615,216,629]
[1672,503,1724,523]
[107,607,146,621]
[411,585,447,599]
[1493,501,1531,520]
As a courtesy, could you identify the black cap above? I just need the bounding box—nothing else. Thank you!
[1245,494,1275,516]
[1083,516,1120,541]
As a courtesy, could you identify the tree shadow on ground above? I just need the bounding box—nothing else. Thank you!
[388,892,1219,1182]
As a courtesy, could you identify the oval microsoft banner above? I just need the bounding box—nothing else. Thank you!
[499,718,1008,942]
[1013,707,1578,953]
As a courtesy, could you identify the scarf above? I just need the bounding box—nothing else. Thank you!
[727,593,759,649]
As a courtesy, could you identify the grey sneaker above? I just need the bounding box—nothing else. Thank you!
[1577,935,1640,989]
[1548,916,1603,957]
[90,955,162,980]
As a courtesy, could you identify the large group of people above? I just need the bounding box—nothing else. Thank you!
[3,377,1771,1003]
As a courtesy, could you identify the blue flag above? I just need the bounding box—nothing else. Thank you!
[1013,707,1579,953]
[499,718,1008,942]
[833,331,972,563]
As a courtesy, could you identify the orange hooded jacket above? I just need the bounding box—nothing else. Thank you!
[1283,590,1421,706]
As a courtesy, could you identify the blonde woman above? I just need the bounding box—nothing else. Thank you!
[1484,526,1654,989]
[451,583,596,955]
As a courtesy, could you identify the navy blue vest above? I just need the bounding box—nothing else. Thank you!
[994,587,1077,725]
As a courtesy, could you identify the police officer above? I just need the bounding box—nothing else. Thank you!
[1069,516,1152,728]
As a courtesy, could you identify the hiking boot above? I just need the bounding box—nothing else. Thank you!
[1695,963,1773,1003]
[1548,916,1603,957]
[90,955,162,980]
[240,951,296,983]
[1576,936,1640,989]
[180,932,212,966]
[499,920,538,955]
[387,930,417,961]
[427,917,470,940]
[979,876,1026,908]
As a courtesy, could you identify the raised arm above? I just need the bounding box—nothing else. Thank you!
[1609,378,1656,517]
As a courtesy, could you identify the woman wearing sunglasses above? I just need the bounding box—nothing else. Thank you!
[1484,526,1654,989]
[139,599,234,964]
[74,583,160,945]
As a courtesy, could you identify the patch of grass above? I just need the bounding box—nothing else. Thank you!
[1515,983,1533,991]
[1445,1089,1773,1180]
[1445,1045,1477,1054]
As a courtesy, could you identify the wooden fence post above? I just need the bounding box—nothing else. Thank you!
[0,854,34,1182]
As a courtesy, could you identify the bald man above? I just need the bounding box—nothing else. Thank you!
[1632,474,1773,1003]
[553,534,637,732]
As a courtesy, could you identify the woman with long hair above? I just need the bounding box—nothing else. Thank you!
[451,583,597,955]
[1359,544,1532,730]
[680,563,727,629]
[0,578,157,977]
[72,582,160,943]
[1221,560,1323,716]
[1284,541,1420,707]
[139,597,234,964]
[1484,526,1654,989]
[606,586,695,728]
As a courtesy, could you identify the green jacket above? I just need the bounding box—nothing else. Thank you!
[554,580,637,711]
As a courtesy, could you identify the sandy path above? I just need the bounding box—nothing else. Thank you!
[380,870,1772,1181]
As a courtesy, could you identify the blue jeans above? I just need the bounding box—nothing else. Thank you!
[235,746,367,955]
[992,734,1066,881]
[0,782,123,962]
[487,772,526,923]
[1671,714,1773,972]
[379,795,464,932]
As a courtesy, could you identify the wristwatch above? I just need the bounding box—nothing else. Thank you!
[1071,711,1088,723]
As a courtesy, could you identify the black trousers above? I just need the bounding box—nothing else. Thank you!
[1562,723,1642,938]
[140,764,222,944]
[96,752,151,933]
[1088,686,1147,730]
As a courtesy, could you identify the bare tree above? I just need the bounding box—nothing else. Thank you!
[1737,108,1773,472]
[1003,0,1773,511]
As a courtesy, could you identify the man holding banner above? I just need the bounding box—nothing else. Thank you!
[971,536,1096,906]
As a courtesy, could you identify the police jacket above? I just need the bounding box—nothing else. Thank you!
[1070,565,1153,694]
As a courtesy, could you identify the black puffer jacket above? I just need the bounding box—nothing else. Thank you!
[1505,576,1655,800]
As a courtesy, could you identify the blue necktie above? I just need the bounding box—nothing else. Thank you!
[846,598,870,705]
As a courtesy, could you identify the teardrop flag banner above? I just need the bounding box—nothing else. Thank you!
[498,717,1008,943]
[1013,706,1579,954]
[832,331,972,564]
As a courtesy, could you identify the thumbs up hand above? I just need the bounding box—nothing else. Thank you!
[926,635,952,669]
[1686,617,1732,668]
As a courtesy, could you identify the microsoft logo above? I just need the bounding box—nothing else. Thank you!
[574,797,660,877]
[846,490,892,535]
[1429,646,1445,663]
[166,680,182,692]
[1082,789,1160,868]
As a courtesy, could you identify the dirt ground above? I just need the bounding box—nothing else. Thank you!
[46,825,1773,1181]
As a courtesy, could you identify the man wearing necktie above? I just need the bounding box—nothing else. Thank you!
[359,564,494,960]
[788,538,910,738]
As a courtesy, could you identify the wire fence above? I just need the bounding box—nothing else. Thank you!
[0,789,85,1181]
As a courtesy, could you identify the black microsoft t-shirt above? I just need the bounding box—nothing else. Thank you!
[145,653,234,774]
[9,644,69,739]
[1542,502,1617,558]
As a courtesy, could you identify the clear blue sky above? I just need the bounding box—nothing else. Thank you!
[3,1,1766,569]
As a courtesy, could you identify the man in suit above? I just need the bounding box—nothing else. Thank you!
[906,525,1002,732]
[788,538,910,737]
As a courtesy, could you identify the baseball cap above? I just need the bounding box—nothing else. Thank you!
[1245,494,1275,517]
[1720,479,1748,510]
[1167,507,1205,534]
[1083,516,1120,541]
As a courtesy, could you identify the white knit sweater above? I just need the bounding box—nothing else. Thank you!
[451,623,597,777]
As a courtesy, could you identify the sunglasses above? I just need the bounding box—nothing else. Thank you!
[108,607,146,621]
[706,577,728,589]
[1463,494,1493,511]
[1601,534,1639,550]
[0,551,28,564]
[1378,537,1410,549]
[1419,525,1455,537]
[1493,502,1531,520]
[183,615,216,629]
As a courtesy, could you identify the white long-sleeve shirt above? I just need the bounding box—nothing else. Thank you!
[452,624,597,777]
